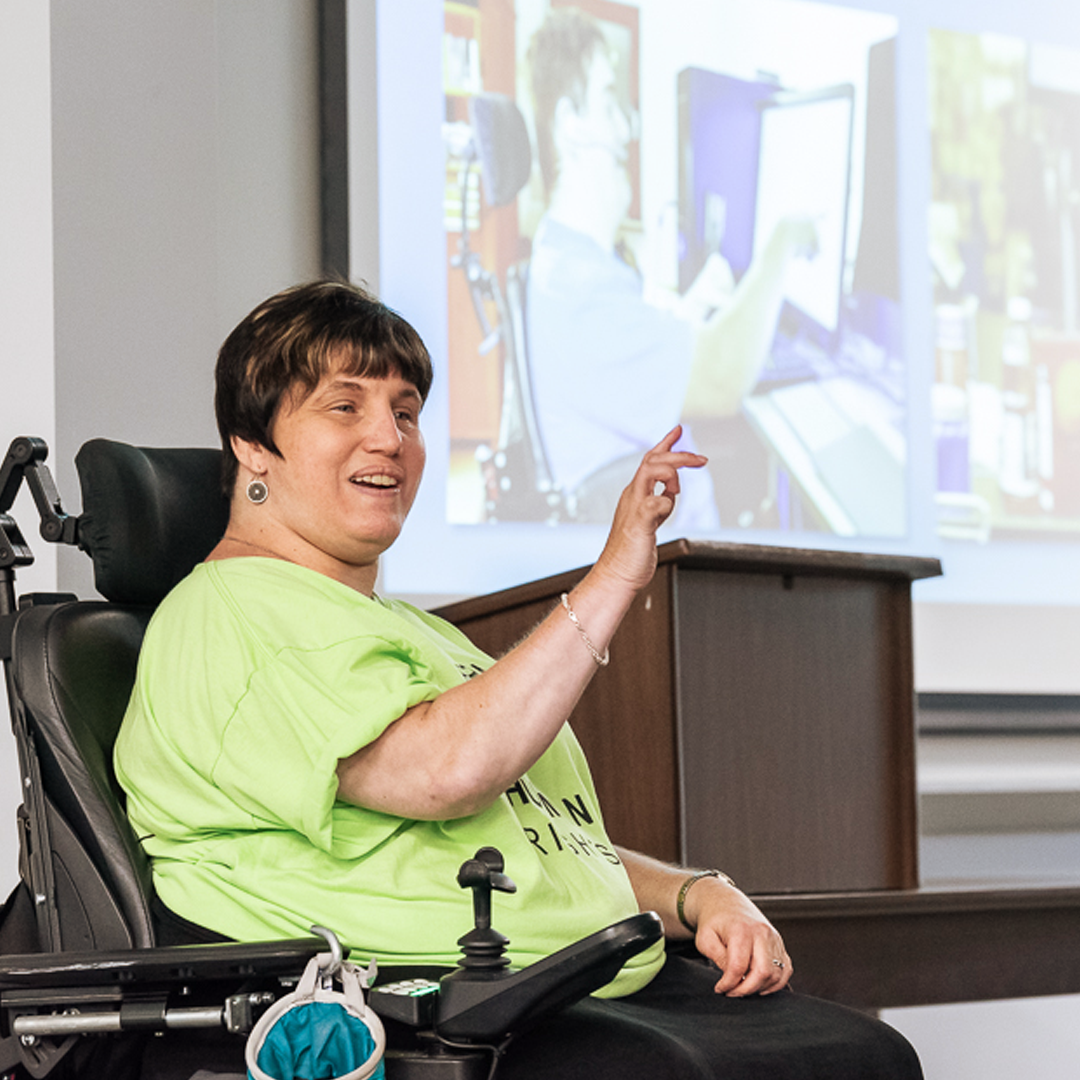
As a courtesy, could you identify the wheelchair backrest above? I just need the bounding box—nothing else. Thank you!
[12,602,154,951]
[4,440,228,953]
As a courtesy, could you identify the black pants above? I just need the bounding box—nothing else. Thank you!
[139,951,921,1080]
[498,955,922,1080]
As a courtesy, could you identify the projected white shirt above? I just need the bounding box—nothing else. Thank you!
[528,215,720,530]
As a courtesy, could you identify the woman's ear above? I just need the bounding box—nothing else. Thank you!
[231,435,270,477]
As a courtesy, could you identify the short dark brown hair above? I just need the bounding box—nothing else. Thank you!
[214,280,433,493]
[528,8,607,195]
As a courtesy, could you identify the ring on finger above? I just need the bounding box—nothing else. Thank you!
[771,959,785,969]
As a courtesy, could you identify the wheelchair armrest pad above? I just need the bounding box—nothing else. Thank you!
[0,937,329,990]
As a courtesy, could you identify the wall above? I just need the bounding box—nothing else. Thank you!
[0,0,56,918]
[49,0,323,600]
[0,0,322,894]
[0,3,56,596]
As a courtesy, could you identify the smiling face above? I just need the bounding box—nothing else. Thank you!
[231,367,426,593]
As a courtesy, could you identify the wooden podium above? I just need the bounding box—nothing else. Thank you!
[435,539,941,895]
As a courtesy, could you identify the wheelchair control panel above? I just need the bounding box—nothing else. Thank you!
[369,847,663,1042]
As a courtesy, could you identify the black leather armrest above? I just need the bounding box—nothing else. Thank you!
[0,937,328,992]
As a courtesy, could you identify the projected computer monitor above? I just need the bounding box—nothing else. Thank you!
[753,85,854,344]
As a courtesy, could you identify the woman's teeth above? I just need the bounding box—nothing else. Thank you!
[352,475,397,488]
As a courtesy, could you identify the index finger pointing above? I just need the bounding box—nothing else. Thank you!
[652,425,684,454]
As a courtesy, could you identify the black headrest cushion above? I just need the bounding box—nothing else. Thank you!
[75,440,230,606]
[469,93,531,209]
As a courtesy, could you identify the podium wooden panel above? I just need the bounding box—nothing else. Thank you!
[435,539,941,895]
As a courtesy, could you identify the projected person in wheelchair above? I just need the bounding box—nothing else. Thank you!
[114,280,920,1078]
[526,8,817,527]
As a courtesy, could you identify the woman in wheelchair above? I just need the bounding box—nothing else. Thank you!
[114,281,921,1078]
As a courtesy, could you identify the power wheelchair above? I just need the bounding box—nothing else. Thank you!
[0,436,661,1080]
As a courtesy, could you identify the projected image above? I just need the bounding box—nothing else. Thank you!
[929,29,1080,541]
[443,0,903,537]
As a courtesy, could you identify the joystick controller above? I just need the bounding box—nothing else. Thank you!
[453,847,517,973]
[435,848,662,1041]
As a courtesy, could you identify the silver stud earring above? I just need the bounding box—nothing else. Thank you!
[246,478,269,505]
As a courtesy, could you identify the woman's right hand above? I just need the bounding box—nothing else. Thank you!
[592,426,707,596]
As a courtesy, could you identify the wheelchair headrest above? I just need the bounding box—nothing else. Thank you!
[75,439,230,606]
[468,93,531,208]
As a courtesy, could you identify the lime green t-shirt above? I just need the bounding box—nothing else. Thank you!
[114,559,663,996]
